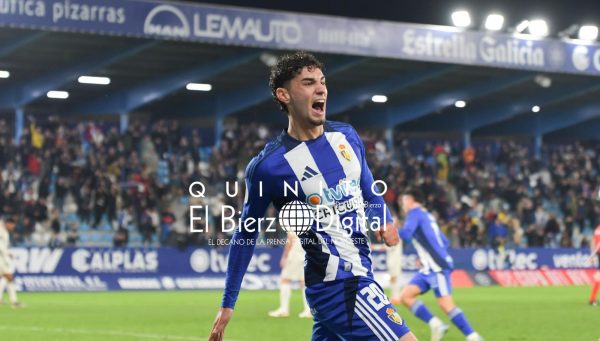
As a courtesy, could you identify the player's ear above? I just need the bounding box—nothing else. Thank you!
[275,87,291,105]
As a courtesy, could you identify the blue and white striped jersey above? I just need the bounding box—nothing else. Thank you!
[399,207,454,274]
[222,121,392,308]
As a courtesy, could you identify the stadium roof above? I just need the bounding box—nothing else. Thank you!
[0,0,599,141]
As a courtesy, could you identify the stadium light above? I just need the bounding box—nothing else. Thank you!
[259,52,278,67]
[579,25,599,41]
[528,19,549,37]
[371,95,388,103]
[0,70,9,78]
[451,10,471,28]
[78,76,111,85]
[531,105,540,113]
[455,100,466,108]
[515,20,530,33]
[47,90,69,99]
[485,14,504,31]
[186,83,212,91]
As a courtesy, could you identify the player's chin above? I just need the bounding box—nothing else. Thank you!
[308,111,326,126]
[308,116,325,126]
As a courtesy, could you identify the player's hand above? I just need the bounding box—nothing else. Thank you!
[378,223,399,247]
[208,307,233,341]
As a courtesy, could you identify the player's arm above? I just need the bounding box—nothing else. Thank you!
[398,210,419,241]
[209,159,271,341]
[353,130,397,246]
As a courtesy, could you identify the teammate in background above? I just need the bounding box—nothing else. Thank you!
[398,189,481,341]
[209,52,417,341]
[0,218,24,308]
[269,232,312,318]
[589,224,600,306]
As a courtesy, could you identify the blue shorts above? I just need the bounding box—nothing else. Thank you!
[305,276,411,341]
[408,270,452,298]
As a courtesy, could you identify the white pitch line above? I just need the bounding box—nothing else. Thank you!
[0,325,241,341]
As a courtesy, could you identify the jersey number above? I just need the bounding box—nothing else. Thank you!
[359,283,390,311]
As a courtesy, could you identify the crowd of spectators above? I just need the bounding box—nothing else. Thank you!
[362,130,600,250]
[0,116,269,248]
[1,116,598,249]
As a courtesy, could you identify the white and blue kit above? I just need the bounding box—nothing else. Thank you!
[400,207,454,297]
[222,121,411,340]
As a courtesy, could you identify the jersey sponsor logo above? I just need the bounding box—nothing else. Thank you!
[314,196,364,220]
[301,166,319,181]
[338,144,352,162]
[306,193,322,206]
[306,178,360,207]
[386,307,404,325]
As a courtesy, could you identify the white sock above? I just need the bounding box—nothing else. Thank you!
[0,277,7,300]
[7,282,17,304]
[301,288,310,312]
[428,316,443,328]
[280,283,291,312]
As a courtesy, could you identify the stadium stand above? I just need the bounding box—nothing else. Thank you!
[5,116,598,249]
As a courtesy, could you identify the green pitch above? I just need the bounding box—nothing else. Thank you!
[0,286,597,340]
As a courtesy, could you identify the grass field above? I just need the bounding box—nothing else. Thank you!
[0,286,598,340]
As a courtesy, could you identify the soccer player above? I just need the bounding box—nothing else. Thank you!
[589,224,600,306]
[398,189,481,341]
[209,52,417,341]
[387,242,404,305]
[0,218,24,309]
[370,235,403,305]
[268,232,312,318]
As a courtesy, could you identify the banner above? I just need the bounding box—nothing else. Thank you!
[1,0,600,75]
[9,247,598,291]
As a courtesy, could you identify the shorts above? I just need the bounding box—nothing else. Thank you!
[385,244,402,278]
[281,256,304,281]
[306,276,411,341]
[409,270,452,298]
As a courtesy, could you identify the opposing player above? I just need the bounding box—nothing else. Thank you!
[269,232,312,318]
[0,218,24,308]
[387,241,404,305]
[398,189,481,341]
[589,224,600,306]
[209,52,417,341]
[371,235,403,305]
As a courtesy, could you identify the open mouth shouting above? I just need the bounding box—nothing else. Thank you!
[311,99,326,116]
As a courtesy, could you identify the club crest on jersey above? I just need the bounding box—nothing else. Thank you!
[338,144,351,162]
[386,307,403,325]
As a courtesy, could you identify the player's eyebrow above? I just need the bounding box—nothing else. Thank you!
[301,76,326,82]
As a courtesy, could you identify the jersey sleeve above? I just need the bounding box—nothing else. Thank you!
[221,157,272,309]
[354,129,393,227]
[399,209,419,241]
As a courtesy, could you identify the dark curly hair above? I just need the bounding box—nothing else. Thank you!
[269,51,324,113]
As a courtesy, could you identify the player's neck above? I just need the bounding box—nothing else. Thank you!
[286,119,324,141]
